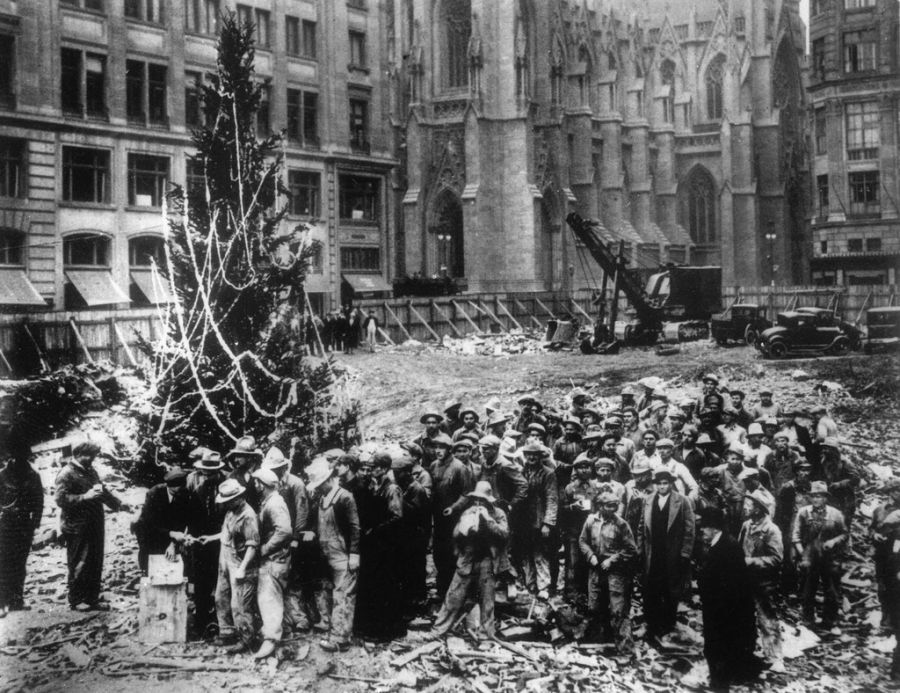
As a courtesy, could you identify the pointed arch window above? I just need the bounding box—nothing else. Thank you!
[659,59,675,123]
[442,0,471,89]
[706,55,726,120]
[682,168,717,244]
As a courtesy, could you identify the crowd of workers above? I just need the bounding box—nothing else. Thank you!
[1,372,899,690]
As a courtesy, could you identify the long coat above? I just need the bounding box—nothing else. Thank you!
[639,491,694,593]
[132,483,192,572]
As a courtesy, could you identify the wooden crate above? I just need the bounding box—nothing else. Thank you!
[138,555,188,643]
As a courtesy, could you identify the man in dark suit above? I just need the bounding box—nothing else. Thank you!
[639,468,694,643]
[697,506,760,691]
[132,468,192,574]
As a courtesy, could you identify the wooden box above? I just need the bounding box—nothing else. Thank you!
[138,555,188,643]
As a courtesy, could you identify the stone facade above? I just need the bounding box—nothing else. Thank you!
[0,0,396,313]
[807,0,900,286]
[390,0,810,291]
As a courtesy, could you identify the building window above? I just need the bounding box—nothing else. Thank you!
[185,0,218,35]
[817,174,829,217]
[734,15,746,32]
[705,55,725,120]
[286,16,301,55]
[62,147,109,203]
[443,0,471,88]
[0,34,14,108]
[349,99,369,152]
[843,29,877,73]
[129,235,166,267]
[256,84,270,138]
[847,238,863,252]
[237,7,269,47]
[128,154,168,207]
[61,48,107,118]
[339,175,378,221]
[845,0,875,7]
[681,167,716,244]
[125,0,163,23]
[286,89,318,147]
[0,229,24,265]
[185,71,204,127]
[820,240,828,254]
[815,108,827,154]
[866,237,882,251]
[0,138,25,198]
[660,59,675,124]
[186,157,205,195]
[288,170,320,217]
[340,247,380,271]
[126,60,168,126]
[848,170,880,216]
[811,0,825,16]
[349,30,366,67]
[845,101,879,159]
[64,233,110,266]
[60,0,105,11]
[301,20,317,59]
[347,0,366,8]
[812,38,826,80]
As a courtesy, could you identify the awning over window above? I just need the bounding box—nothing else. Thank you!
[342,273,392,296]
[65,270,131,307]
[0,269,47,307]
[131,269,173,304]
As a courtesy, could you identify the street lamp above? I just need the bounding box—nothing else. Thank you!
[765,222,777,288]
[437,233,451,277]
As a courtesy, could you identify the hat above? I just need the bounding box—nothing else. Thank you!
[631,457,653,475]
[654,468,674,482]
[730,389,745,397]
[478,434,502,448]
[484,396,503,415]
[420,411,444,424]
[458,407,480,422]
[486,411,509,428]
[367,452,393,468]
[698,506,726,529]
[726,442,746,457]
[194,450,225,471]
[772,431,790,441]
[809,481,829,496]
[641,429,660,440]
[795,459,813,470]
[517,395,543,411]
[521,442,545,455]
[215,478,245,503]
[811,404,827,414]
[335,453,360,471]
[306,457,333,491]
[581,407,603,422]
[738,467,760,481]
[605,415,623,427]
[620,385,637,397]
[526,422,547,435]
[649,400,667,413]
[620,406,638,417]
[759,388,773,396]
[667,408,686,419]
[392,453,414,471]
[251,468,279,487]
[322,448,346,462]
[467,480,496,505]
[504,429,523,439]
[763,417,778,427]
[189,446,213,461]
[227,436,263,458]
[747,423,764,436]
[400,441,424,459]
[821,437,840,450]
[702,373,720,385]
[164,468,188,485]
[700,467,720,482]
[262,446,289,470]
[696,433,714,446]
[563,416,584,431]
[426,433,454,449]
[656,438,674,448]
[595,457,616,469]
[582,429,604,443]
[638,376,664,390]
[744,489,770,513]
[452,438,475,450]
[598,492,619,506]
[573,453,594,468]
[571,388,592,402]
[443,400,462,415]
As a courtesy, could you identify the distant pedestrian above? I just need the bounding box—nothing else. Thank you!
[363,310,379,352]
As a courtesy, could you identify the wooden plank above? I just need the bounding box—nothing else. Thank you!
[409,304,442,342]
[138,577,188,643]
[21,322,50,373]
[513,297,544,330]
[432,302,463,337]
[383,302,413,342]
[112,320,138,368]
[569,298,593,322]
[0,346,13,376]
[390,640,442,668]
[451,300,481,332]
[496,298,524,331]
[69,318,95,365]
[471,300,507,333]
[377,326,395,346]
[534,297,557,320]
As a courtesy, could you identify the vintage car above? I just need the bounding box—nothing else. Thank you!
[864,306,900,353]
[756,309,863,358]
[710,303,772,345]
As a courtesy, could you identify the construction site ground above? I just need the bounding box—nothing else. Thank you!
[2,339,900,692]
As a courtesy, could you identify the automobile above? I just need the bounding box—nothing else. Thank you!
[755,310,863,359]
[795,306,864,350]
[863,306,900,353]
[710,303,771,345]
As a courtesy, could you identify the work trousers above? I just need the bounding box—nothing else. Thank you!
[587,570,633,652]
[433,520,457,599]
[64,519,104,607]
[563,533,588,608]
[189,542,219,634]
[875,545,893,629]
[643,571,679,638]
[319,553,357,643]
[754,587,782,661]
[284,544,321,631]
[257,557,289,642]
[215,548,258,646]
[0,517,34,609]
[887,572,900,679]
[800,558,841,626]
[433,557,497,638]
[513,527,551,593]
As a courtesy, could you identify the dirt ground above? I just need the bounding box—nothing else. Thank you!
[2,340,899,692]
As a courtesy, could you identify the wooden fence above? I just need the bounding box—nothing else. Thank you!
[0,284,896,377]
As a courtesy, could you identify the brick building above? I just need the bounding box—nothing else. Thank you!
[807,0,900,286]
[0,0,396,314]
[392,0,810,291]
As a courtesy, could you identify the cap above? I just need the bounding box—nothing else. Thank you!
[726,442,746,457]
[478,434,502,448]
[702,373,720,385]
[306,457,333,491]
[594,457,616,469]
[369,452,393,469]
[452,438,475,450]
[698,506,726,529]
[420,411,444,424]
[526,422,547,436]
[641,429,660,440]
[582,430,604,443]
[759,388,773,396]
[696,433,714,446]
[486,411,509,428]
[251,468,279,487]
[656,438,674,448]
[747,423,764,436]
[443,400,462,414]
[773,431,790,441]
[738,467,760,481]
[631,457,653,475]
[809,481,829,496]
[700,467,720,482]
[400,441,424,459]
[458,407,480,422]
[573,453,594,468]
[744,489,771,513]
[605,415,623,427]
[164,468,188,485]
[521,442,545,455]
[571,388,592,402]
[649,400,667,413]
[467,480,496,505]
[517,395,543,411]
[391,453,414,471]
[215,478,246,503]
[654,468,674,482]
[426,433,454,449]
[598,492,619,506]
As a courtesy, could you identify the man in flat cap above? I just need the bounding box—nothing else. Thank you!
[729,389,754,430]
[820,438,859,527]
[764,431,800,495]
[751,389,781,423]
[623,458,655,551]
[775,459,813,595]
[400,441,433,499]
[132,467,191,575]
[514,442,559,598]
[656,438,698,497]
[739,489,785,672]
[554,416,584,469]
[640,468,695,644]
[561,454,602,607]
[580,491,638,653]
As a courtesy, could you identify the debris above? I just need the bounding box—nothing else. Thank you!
[390,639,442,667]
[791,369,812,381]
[61,643,91,668]
[782,623,820,659]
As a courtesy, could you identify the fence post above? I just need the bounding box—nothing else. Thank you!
[107,317,117,365]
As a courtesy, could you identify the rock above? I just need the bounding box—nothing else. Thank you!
[792,370,812,381]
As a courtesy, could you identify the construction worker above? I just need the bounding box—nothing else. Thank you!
[775,459,813,595]
[580,491,638,653]
[765,431,800,494]
[871,478,900,631]
[453,407,482,442]
[393,453,431,614]
[414,412,445,462]
[655,438,698,497]
[561,455,602,607]
[515,442,558,597]
[819,438,859,527]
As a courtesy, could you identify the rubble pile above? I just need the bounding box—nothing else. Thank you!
[440,332,547,357]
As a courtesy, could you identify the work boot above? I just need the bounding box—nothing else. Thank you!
[320,639,349,653]
[225,641,249,655]
[253,639,277,660]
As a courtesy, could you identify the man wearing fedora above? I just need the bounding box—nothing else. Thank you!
[792,481,847,630]
[414,412,445,463]
[639,468,695,645]
[185,449,226,637]
[432,481,509,639]
[251,468,292,659]
[514,396,547,434]
[580,491,638,653]
[227,436,264,512]
[306,457,360,652]
[212,478,260,653]
[131,467,192,575]
[740,489,785,673]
